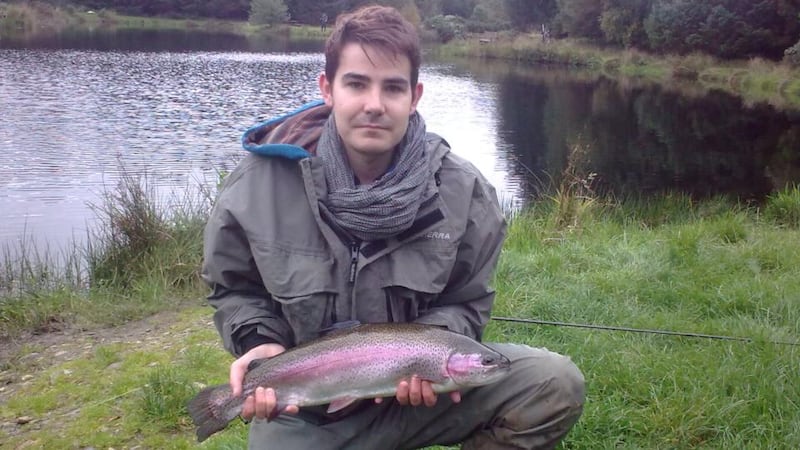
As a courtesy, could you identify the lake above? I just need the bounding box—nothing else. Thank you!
[2,29,799,252]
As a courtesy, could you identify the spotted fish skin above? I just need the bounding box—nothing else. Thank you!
[187,323,511,442]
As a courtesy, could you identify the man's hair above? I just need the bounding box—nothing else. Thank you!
[324,5,421,89]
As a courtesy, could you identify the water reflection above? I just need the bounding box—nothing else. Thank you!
[462,59,800,202]
[2,33,800,252]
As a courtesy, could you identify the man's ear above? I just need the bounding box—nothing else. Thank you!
[410,82,424,114]
[319,73,333,106]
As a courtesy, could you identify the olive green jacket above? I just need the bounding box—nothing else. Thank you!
[202,101,507,356]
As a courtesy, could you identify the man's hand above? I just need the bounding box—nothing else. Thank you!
[374,375,461,407]
[230,343,299,421]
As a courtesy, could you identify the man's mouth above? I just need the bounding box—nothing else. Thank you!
[356,122,388,130]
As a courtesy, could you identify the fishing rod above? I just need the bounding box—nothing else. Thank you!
[490,316,800,347]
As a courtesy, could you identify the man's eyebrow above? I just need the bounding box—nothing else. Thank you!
[340,72,409,86]
[341,72,370,82]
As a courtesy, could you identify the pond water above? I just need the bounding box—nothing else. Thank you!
[2,29,799,252]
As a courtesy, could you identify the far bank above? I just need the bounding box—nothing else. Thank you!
[3,2,799,109]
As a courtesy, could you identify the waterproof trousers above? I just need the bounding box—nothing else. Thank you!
[247,343,585,450]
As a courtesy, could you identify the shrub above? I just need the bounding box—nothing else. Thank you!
[671,65,698,80]
[424,15,466,43]
[249,0,288,26]
[784,40,800,67]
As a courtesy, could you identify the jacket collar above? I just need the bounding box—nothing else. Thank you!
[241,100,330,160]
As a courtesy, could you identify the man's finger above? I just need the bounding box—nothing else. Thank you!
[230,362,245,397]
[241,395,255,420]
[421,380,437,407]
[396,380,410,405]
[450,390,461,404]
[408,376,422,406]
[252,387,267,418]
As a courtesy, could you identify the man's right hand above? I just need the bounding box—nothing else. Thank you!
[230,343,300,421]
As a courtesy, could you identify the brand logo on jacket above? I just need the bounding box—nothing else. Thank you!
[425,231,451,240]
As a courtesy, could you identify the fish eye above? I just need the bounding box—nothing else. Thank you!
[482,355,496,365]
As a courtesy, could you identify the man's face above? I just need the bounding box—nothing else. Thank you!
[319,43,423,161]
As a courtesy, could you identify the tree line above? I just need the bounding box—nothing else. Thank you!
[61,0,800,61]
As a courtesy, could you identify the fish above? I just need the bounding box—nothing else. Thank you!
[187,322,511,442]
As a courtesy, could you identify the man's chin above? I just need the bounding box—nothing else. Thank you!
[348,137,397,155]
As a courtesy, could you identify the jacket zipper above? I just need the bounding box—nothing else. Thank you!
[348,240,360,283]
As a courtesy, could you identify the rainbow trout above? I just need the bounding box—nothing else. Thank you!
[188,323,511,442]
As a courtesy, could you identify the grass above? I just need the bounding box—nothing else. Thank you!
[0,168,211,339]
[1,165,799,448]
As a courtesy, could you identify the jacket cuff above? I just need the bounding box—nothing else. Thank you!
[237,326,278,354]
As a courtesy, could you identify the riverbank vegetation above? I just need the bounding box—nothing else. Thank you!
[435,35,800,109]
[3,0,800,109]
[1,166,799,447]
[5,0,799,61]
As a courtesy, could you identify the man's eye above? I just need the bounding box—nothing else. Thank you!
[347,82,364,89]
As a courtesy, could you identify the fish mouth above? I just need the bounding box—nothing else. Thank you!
[497,355,511,369]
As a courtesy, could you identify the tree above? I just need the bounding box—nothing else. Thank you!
[441,0,476,18]
[600,0,650,48]
[645,0,800,59]
[504,0,557,31]
[415,0,443,20]
[250,0,288,25]
[468,0,510,32]
[556,0,604,38]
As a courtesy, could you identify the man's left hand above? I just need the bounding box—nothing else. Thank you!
[374,375,461,407]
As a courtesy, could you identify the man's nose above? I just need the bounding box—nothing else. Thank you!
[363,87,385,114]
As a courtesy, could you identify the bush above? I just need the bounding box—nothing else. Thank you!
[249,0,288,26]
[466,0,510,33]
[424,15,466,43]
[671,65,699,80]
[784,40,800,67]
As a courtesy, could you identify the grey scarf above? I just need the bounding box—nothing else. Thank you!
[317,112,431,242]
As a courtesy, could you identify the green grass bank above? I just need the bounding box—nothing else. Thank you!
[433,33,800,110]
[1,173,799,448]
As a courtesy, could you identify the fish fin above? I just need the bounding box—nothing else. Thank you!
[187,384,235,442]
[319,320,362,336]
[327,396,360,413]
[247,358,270,372]
[266,402,284,422]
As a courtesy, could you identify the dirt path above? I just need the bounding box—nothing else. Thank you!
[0,307,213,443]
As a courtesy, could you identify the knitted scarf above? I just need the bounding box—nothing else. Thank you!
[316,112,431,242]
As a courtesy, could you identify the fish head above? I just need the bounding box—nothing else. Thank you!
[445,349,511,386]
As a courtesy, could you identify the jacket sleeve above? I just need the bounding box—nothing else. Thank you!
[414,177,507,341]
[201,192,294,356]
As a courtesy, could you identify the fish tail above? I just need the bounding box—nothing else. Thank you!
[187,384,235,442]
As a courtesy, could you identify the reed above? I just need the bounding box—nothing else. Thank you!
[0,168,212,339]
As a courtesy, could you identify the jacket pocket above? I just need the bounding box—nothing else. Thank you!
[381,239,458,322]
[252,240,337,345]
[383,287,437,323]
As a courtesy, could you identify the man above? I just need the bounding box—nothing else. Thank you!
[202,5,584,449]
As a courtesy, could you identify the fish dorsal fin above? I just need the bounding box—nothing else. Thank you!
[327,396,360,413]
[247,357,270,372]
[319,320,362,336]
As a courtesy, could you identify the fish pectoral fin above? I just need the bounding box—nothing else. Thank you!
[327,396,360,413]
[247,358,270,372]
